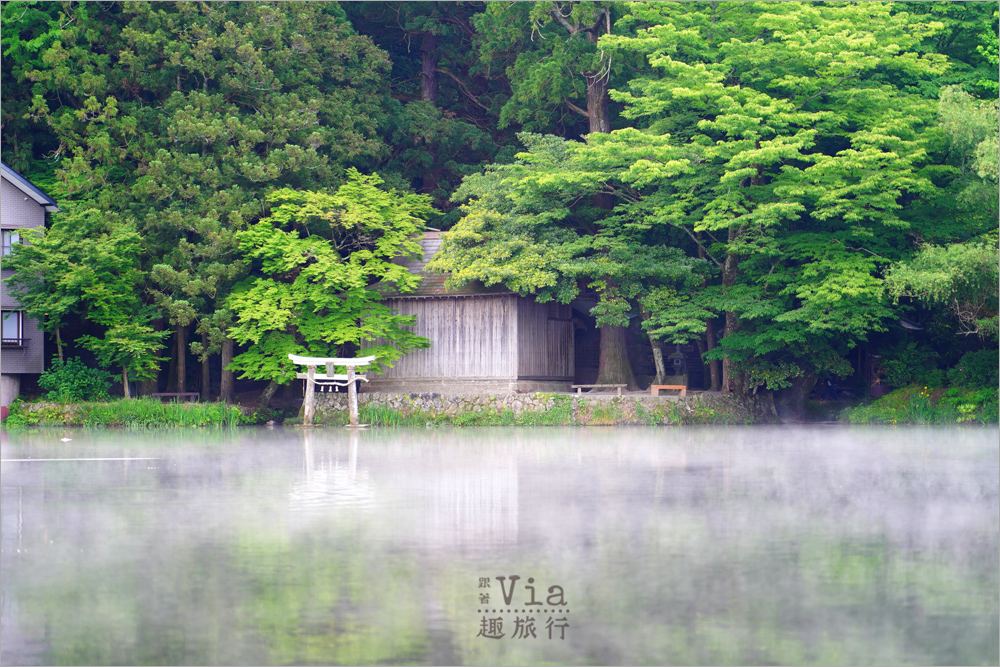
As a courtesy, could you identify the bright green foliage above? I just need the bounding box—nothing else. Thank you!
[429,131,710,342]
[37,357,114,403]
[77,321,170,390]
[842,385,998,425]
[937,86,999,219]
[227,171,433,384]
[3,1,998,403]
[899,2,999,97]
[6,202,169,390]
[978,10,1000,95]
[886,240,999,340]
[4,1,396,391]
[594,1,953,390]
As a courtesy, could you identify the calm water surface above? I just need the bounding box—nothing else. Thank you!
[1,426,997,666]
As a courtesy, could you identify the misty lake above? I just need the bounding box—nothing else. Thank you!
[1,425,997,666]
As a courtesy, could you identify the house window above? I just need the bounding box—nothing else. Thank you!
[1,229,20,256]
[1,310,24,346]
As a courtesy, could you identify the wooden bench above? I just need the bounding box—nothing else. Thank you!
[571,384,626,397]
[650,384,686,397]
[152,392,200,402]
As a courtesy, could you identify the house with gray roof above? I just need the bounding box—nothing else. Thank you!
[1,162,59,406]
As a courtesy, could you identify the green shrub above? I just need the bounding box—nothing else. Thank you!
[588,403,623,425]
[38,358,114,402]
[3,399,40,427]
[79,398,245,427]
[842,385,998,424]
[947,349,999,388]
[880,342,943,388]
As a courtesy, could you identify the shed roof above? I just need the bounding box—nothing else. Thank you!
[381,232,512,299]
[1,162,60,212]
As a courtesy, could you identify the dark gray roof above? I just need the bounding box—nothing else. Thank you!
[380,232,512,299]
[1,162,60,212]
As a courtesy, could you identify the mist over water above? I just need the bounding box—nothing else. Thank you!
[2,426,997,665]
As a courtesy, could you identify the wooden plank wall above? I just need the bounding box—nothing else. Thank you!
[379,295,518,379]
[517,300,574,380]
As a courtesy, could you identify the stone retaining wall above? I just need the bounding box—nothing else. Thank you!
[313,390,778,425]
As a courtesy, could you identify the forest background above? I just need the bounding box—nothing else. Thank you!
[2,1,997,414]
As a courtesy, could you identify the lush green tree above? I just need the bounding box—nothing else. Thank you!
[886,239,999,342]
[428,132,711,389]
[591,1,955,400]
[474,1,625,136]
[6,203,168,396]
[0,1,63,177]
[227,170,432,407]
[902,2,999,97]
[343,2,502,226]
[937,85,999,218]
[885,81,999,345]
[8,1,395,400]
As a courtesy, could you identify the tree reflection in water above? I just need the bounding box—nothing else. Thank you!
[1,426,997,665]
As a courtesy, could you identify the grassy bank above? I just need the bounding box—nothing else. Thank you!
[3,397,268,428]
[840,386,999,425]
[298,395,734,427]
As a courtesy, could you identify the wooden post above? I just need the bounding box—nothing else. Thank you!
[304,365,316,425]
[347,365,359,427]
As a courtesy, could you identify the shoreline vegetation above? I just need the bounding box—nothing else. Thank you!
[3,384,996,429]
[3,397,259,428]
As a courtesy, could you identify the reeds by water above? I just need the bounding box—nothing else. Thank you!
[6,397,247,428]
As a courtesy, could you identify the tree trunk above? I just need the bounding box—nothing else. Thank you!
[258,380,280,409]
[696,232,721,392]
[773,372,818,423]
[421,32,438,103]
[696,337,708,391]
[122,368,130,399]
[200,331,211,402]
[595,324,638,390]
[176,325,187,394]
[584,11,611,134]
[585,55,614,209]
[705,318,721,392]
[220,336,234,404]
[648,333,666,386]
[639,309,666,386]
[585,70,610,134]
[55,327,64,364]
[140,318,163,396]
[722,311,740,393]
[165,328,178,392]
[720,225,743,393]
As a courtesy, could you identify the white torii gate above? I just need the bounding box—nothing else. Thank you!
[288,354,376,427]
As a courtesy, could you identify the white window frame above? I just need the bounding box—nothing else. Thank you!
[1,310,24,346]
[1,228,20,257]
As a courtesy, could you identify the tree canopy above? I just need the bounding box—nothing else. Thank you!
[3,0,996,406]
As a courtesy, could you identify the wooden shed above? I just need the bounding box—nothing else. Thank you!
[367,232,573,394]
